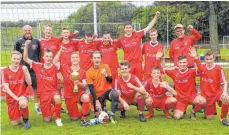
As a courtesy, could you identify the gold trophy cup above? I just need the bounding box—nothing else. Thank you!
[71,71,79,92]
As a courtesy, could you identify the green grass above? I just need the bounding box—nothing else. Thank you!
[1,101,229,135]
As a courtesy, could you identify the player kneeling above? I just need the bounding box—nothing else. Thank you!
[115,60,150,122]
[53,47,90,126]
[144,66,177,119]
[24,40,63,127]
[2,51,31,129]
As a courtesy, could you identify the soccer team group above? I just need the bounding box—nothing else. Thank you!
[2,11,229,129]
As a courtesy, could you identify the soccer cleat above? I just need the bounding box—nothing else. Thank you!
[55,119,63,127]
[80,120,89,126]
[61,108,67,113]
[221,119,229,126]
[145,112,154,119]
[139,114,146,122]
[23,121,31,129]
[190,111,197,120]
[109,115,117,124]
[35,107,41,115]
[120,110,126,118]
[163,110,172,119]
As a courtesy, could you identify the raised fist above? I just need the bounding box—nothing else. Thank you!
[156,11,160,17]
[187,25,194,31]
[25,40,32,46]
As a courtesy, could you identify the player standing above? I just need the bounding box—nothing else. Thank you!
[116,11,160,81]
[2,51,31,129]
[24,40,63,127]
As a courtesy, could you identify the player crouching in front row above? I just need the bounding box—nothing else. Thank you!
[23,40,63,127]
[115,60,151,122]
[2,50,31,129]
[144,66,177,119]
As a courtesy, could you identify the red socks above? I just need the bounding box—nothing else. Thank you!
[81,102,90,120]
[193,103,204,113]
[220,104,229,119]
[137,96,145,112]
[165,101,177,111]
[55,104,61,119]
[20,106,29,119]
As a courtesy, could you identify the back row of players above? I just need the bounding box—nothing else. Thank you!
[2,11,229,128]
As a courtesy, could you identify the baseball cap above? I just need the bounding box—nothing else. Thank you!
[174,24,184,29]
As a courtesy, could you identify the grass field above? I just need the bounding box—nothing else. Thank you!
[1,101,229,135]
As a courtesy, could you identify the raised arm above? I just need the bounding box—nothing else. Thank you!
[187,25,202,41]
[189,47,203,72]
[22,66,32,86]
[23,40,33,66]
[53,46,65,65]
[143,11,160,34]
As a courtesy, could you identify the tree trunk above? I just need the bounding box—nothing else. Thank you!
[209,1,220,59]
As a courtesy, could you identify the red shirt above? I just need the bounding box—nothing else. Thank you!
[59,65,86,98]
[98,42,119,70]
[144,79,167,98]
[142,42,164,74]
[31,62,58,95]
[58,39,79,65]
[115,74,143,101]
[2,66,27,103]
[117,31,145,63]
[200,64,227,98]
[78,40,101,70]
[165,68,197,103]
[169,29,202,67]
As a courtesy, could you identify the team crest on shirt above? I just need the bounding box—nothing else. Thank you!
[41,69,44,72]
[32,44,37,50]
[8,75,12,78]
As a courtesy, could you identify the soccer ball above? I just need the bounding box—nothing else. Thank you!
[98,111,109,124]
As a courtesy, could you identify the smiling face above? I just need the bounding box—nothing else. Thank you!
[11,53,22,67]
[71,53,80,65]
[151,69,161,80]
[178,58,188,70]
[62,29,70,39]
[102,33,111,45]
[124,25,134,36]
[204,55,214,66]
[91,53,102,67]
[44,25,52,37]
[23,25,32,39]
[120,65,130,77]
[175,27,185,39]
[149,31,158,42]
[43,51,53,64]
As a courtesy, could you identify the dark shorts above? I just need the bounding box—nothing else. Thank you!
[29,71,37,91]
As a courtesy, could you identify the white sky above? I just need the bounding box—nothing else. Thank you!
[1,1,155,21]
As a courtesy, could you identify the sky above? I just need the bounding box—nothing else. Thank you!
[1,1,155,21]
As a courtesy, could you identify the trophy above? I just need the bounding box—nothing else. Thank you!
[71,71,79,92]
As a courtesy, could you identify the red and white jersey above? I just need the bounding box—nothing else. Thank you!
[40,37,63,63]
[199,64,227,98]
[117,31,145,63]
[31,62,58,95]
[165,68,197,102]
[2,66,27,102]
[78,40,101,70]
[144,79,167,98]
[115,74,143,101]
[58,39,79,65]
[59,65,86,98]
[98,42,119,70]
[142,41,164,74]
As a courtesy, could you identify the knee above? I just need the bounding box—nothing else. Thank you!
[19,100,27,109]
[205,115,213,120]
[81,94,90,103]
[170,98,177,103]
[43,117,51,122]
[53,95,61,104]
[174,114,182,120]
[70,117,80,121]
[11,120,20,126]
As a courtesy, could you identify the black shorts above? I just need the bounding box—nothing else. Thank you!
[29,71,37,91]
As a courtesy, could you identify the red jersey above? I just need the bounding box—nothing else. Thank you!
[165,68,197,103]
[2,66,27,103]
[142,42,164,74]
[169,29,202,67]
[31,62,58,95]
[78,40,101,70]
[117,31,145,63]
[58,39,79,65]
[98,42,119,70]
[200,64,227,98]
[115,74,143,101]
[144,79,167,98]
[59,65,86,98]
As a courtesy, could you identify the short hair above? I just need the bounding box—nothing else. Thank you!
[149,28,158,34]
[44,48,52,54]
[90,50,102,58]
[71,51,79,56]
[62,27,69,31]
[102,31,111,36]
[22,25,32,30]
[44,24,52,29]
[204,50,215,58]
[152,66,160,71]
[119,60,130,68]
[178,55,187,61]
[11,50,22,58]
[84,31,94,37]
[123,21,134,28]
